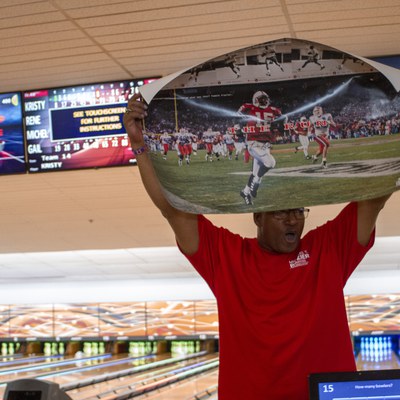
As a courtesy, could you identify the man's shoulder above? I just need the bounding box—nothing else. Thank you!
[198,215,253,242]
[303,203,357,239]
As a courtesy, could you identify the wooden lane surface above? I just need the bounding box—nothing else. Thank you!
[134,370,218,400]
[0,354,165,398]
[67,354,217,400]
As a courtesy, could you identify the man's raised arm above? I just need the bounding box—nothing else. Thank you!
[357,194,392,246]
[123,94,199,255]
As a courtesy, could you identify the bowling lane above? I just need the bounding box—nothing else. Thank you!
[356,350,400,370]
[66,354,217,400]
[0,354,120,383]
[0,355,64,370]
[136,370,218,400]
[49,354,167,385]
[0,354,156,398]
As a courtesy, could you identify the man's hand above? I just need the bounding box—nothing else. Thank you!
[123,93,148,148]
[122,92,200,256]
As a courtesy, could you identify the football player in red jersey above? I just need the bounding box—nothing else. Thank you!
[160,132,171,160]
[294,116,311,159]
[309,106,336,168]
[175,128,193,166]
[238,90,282,205]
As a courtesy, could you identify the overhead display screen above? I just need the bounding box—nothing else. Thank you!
[372,55,400,69]
[0,92,26,175]
[24,78,157,173]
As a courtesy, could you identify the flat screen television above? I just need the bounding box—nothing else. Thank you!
[23,78,157,173]
[0,92,26,175]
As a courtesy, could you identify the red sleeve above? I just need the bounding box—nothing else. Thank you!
[238,103,251,115]
[177,215,218,293]
[313,202,375,283]
[178,215,240,295]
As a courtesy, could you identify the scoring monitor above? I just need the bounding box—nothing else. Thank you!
[24,78,157,173]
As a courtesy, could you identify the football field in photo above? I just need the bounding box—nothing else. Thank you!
[150,135,400,214]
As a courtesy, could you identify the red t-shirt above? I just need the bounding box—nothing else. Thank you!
[183,203,374,400]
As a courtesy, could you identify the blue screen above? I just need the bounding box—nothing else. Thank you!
[50,103,127,141]
[0,92,26,174]
[371,55,400,69]
[318,378,400,399]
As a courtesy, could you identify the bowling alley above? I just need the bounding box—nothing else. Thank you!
[1,1,400,399]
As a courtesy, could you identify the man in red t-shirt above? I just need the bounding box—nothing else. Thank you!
[123,94,392,400]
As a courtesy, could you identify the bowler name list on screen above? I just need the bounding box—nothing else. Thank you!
[23,79,156,173]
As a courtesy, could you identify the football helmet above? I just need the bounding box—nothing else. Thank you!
[313,106,323,117]
[252,91,270,109]
[300,116,308,123]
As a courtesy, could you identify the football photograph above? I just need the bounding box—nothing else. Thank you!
[140,38,400,214]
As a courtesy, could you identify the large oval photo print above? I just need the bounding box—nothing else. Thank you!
[139,38,400,214]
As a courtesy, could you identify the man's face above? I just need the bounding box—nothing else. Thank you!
[254,210,306,254]
[258,95,269,107]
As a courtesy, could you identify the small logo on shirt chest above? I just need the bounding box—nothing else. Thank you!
[289,250,310,269]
